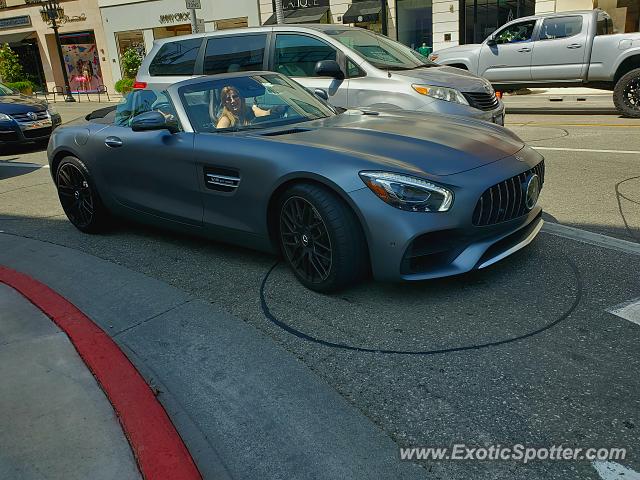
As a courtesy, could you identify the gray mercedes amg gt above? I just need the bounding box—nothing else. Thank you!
[48,71,544,292]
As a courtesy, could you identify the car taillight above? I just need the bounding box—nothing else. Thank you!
[133,81,147,89]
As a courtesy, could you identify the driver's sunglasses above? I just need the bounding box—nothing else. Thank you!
[225,93,240,103]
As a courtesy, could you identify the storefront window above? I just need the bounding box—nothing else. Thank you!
[59,31,104,93]
[153,24,192,39]
[460,0,535,44]
[396,0,433,51]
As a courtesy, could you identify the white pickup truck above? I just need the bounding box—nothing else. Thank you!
[431,10,640,117]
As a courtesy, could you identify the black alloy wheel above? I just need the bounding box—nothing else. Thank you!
[56,157,108,233]
[280,196,333,284]
[613,68,640,118]
[278,183,369,292]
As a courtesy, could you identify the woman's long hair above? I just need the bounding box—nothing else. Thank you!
[217,86,247,128]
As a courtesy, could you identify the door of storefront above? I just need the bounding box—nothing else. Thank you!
[8,38,46,89]
[396,0,433,50]
[460,0,535,44]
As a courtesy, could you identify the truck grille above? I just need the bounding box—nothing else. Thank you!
[463,92,500,111]
[10,111,48,123]
[472,161,545,226]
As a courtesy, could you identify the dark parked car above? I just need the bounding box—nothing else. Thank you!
[0,82,61,145]
[48,72,544,292]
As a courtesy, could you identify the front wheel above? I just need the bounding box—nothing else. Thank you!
[278,183,368,292]
[613,68,640,118]
[56,156,109,233]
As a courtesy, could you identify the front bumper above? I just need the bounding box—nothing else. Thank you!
[0,113,61,144]
[348,149,544,282]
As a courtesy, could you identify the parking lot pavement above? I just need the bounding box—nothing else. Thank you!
[1,112,639,479]
[0,284,141,480]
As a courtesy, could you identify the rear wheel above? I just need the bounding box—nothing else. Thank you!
[613,68,640,118]
[56,156,109,233]
[278,183,368,292]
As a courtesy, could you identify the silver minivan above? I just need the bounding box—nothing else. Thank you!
[136,25,505,124]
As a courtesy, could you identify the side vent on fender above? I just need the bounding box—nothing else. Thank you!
[204,166,240,192]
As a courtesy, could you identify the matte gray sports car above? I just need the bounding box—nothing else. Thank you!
[48,72,544,292]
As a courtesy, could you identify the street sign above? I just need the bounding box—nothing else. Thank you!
[185,0,201,9]
[196,18,205,33]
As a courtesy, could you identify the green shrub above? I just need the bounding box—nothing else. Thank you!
[0,43,24,83]
[5,80,34,94]
[115,77,134,93]
[120,46,143,79]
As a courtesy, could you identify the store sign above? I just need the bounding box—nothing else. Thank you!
[0,15,31,29]
[281,0,329,10]
[159,12,191,24]
[60,13,87,24]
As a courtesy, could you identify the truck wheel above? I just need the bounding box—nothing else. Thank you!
[613,68,640,118]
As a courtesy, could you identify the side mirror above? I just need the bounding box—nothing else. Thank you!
[313,88,329,101]
[130,110,179,133]
[486,37,497,47]
[314,60,344,79]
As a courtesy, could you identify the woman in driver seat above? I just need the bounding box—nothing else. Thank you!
[216,85,271,129]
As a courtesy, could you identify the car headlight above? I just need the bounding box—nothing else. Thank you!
[47,104,58,115]
[412,84,469,105]
[0,113,11,121]
[359,171,454,212]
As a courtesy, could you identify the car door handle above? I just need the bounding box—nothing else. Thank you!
[517,47,531,53]
[567,43,583,49]
[104,136,123,148]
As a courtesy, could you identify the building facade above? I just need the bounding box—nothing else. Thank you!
[0,0,114,93]
[98,0,261,83]
[259,0,639,52]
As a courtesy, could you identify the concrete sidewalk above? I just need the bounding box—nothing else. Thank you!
[502,87,618,115]
[0,233,426,480]
[0,283,141,480]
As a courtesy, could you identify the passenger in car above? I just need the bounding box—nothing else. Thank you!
[216,85,271,129]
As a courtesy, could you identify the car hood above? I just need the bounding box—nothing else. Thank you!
[436,43,482,55]
[258,110,524,176]
[0,95,47,115]
[391,65,487,92]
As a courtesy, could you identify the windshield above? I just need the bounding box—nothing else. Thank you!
[325,29,435,70]
[178,73,336,133]
[0,83,15,96]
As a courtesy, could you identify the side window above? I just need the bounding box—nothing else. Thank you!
[203,34,267,74]
[347,59,365,78]
[494,20,537,44]
[114,90,178,128]
[539,16,583,40]
[274,34,337,77]
[148,38,202,76]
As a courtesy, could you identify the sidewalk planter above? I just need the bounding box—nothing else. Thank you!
[5,81,34,96]
[115,78,134,94]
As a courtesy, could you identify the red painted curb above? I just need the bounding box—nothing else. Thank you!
[0,265,202,480]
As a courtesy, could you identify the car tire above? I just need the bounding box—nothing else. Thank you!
[278,183,368,292]
[55,156,109,233]
[613,68,640,118]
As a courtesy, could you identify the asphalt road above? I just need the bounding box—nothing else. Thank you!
[1,105,639,479]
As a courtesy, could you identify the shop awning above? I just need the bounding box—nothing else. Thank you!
[264,6,330,25]
[342,1,381,23]
[0,31,35,46]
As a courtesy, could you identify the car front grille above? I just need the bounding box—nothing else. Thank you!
[23,126,52,139]
[463,92,500,111]
[472,160,545,226]
[10,111,48,123]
